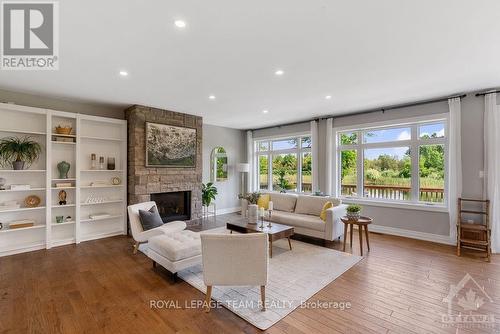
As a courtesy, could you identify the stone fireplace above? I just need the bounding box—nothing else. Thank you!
[125,105,202,221]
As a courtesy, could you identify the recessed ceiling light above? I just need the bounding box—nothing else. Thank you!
[262,110,269,114]
[325,95,332,100]
[208,95,216,100]
[174,20,186,28]
[119,71,128,77]
[274,69,284,76]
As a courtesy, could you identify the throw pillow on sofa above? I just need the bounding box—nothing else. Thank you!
[257,193,270,209]
[320,201,334,221]
[138,205,164,231]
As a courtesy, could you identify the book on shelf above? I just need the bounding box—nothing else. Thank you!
[89,181,108,187]
[89,213,111,220]
[0,204,20,211]
[9,219,36,229]
[53,136,75,143]
[55,182,73,188]
[10,184,30,190]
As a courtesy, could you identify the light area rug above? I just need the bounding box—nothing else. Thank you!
[178,227,362,330]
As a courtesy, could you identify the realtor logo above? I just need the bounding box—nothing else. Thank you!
[441,273,496,330]
[1,1,59,70]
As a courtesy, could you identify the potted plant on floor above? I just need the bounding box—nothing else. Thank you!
[346,204,362,221]
[0,136,42,170]
[202,182,218,213]
[238,192,260,221]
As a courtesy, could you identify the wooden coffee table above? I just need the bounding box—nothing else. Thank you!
[226,218,294,258]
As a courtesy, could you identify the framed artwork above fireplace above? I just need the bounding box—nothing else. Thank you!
[145,122,197,168]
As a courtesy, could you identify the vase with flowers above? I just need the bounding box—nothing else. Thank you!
[238,192,261,223]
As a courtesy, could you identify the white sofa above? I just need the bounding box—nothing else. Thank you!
[265,193,346,241]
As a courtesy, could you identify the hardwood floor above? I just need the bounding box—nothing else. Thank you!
[1,214,499,333]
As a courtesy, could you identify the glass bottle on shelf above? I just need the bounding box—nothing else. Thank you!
[99,156,105,170]
[90,154,97,170]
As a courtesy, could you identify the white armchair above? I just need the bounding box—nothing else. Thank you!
[200,233,268,312]
[127,201,186,254]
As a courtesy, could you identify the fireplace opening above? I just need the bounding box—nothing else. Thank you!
[151,191,191,223]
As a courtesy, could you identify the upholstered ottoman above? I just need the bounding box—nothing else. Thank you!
[147,229,202,280]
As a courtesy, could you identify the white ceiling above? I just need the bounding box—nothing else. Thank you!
[1,0,500,129]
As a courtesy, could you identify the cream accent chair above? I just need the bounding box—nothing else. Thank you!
[200,233,268,312]
[127,201,187,254]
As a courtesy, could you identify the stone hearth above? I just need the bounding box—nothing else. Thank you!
[125,105,203,220]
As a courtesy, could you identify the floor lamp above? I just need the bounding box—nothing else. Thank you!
[236,163,250,216]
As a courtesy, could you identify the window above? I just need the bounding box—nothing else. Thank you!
[340,149,357,196]
[258,155,269,190]
[255,135,312,192]
[336,116,447,206]
[272,153,298,192]
[301,152,312,192]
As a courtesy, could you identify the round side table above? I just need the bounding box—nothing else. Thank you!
[340,216,373,256]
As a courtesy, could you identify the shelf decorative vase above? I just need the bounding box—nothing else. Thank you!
[57,161,70,179]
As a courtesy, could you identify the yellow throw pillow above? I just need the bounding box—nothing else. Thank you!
[257,194,270,210]
[320,201,334,221]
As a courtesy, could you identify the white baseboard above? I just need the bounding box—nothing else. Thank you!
[80,230,125,242]
[216,207,241,215]
[368,224,455,246]
[0,242,46,257]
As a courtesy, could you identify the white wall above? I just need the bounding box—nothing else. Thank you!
[203,124,246,212]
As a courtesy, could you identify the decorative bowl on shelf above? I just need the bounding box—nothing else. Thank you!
[24,195,41,208]
[55,126,72,135]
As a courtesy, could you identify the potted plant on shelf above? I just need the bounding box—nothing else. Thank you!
[346,204,362,221]
[238,192,261,221]
[0,136,42,170]
[202,182,218,208]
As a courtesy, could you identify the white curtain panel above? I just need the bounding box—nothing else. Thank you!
[448,97,462,244]
[325,118,334,195]
[310,120,319,193]
[246,130,254,193]
[484,93,500,253]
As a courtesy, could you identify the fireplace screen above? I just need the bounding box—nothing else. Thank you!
[150,191,191,223]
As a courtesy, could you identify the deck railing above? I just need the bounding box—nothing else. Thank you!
[341,184,444,202]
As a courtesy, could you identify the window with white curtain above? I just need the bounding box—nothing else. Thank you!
[335,115,448,206]
[255,135,312,193]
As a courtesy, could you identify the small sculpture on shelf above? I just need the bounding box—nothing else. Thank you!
[111,176,121,185]
[58,190,67,205]
[0,177,5,190]
[57,161,70,179]
[85,194,107,204]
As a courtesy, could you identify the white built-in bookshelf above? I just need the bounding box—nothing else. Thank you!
[0,103,127,256]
